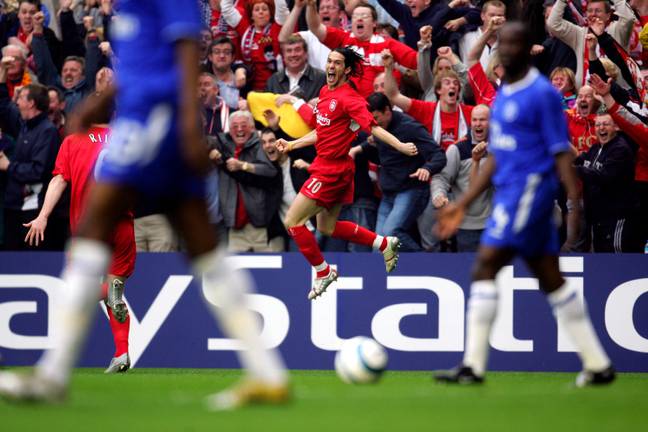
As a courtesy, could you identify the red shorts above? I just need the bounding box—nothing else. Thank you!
[108,217,136,278]
[300,157,355,209]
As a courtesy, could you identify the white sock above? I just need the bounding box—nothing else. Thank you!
[548,283,610,371]
[373,235,385,251]
[463,280,498,377]
[37,239,110,385]
[194,248,287,385]
[314,261,329,274]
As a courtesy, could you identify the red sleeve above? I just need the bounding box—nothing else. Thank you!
[322,27,349,50]
[234,15,249,35]
[52,137,71,181]
[296,101,317,128]
[468,63,496,107]
[609,102,648,148]
[344,92,377,133]
[406,99,435,133]
[387,39,417,69]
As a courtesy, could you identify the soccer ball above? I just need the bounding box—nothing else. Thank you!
[334,336,388,384]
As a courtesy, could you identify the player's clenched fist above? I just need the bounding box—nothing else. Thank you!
[275,138,291,153]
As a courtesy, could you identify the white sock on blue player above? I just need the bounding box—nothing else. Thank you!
[548,283,611,372]
[462,280,498,377]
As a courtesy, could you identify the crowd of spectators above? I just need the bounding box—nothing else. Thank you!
[1,0,646,253]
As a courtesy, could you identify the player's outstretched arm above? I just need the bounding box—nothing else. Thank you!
[276,129,318,153]
[23,174,68,246]
[370,126,418,156]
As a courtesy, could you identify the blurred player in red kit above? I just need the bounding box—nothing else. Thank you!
[275,47,418,300]
[23,98,134,374]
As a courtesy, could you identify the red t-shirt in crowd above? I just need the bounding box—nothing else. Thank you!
[566,110,598,154]
[235,20,282,91]
[210,1,247,60]
[313,82,376,161]
[407,99,473,151]
[322,27,417,98]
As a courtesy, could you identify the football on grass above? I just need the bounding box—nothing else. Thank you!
[335,336,388,384]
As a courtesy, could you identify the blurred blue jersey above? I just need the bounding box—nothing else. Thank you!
[96,0,204,198]
[111,0,202,113]
[482,68,570,257]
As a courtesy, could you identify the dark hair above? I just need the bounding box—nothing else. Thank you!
[210,37,236,53]
[47,85,63,101]
[260,127,276,136]
[588,0,612,13]
[376,23,398,40]
[19,0,41,9]
[23,83,49,112]
[332,47,364,78]
[367,92,391,112]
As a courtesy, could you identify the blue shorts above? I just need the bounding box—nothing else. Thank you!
[481,173,559,258]
[96,101,204,199]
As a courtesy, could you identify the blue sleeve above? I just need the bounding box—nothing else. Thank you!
[158,0,202,43]
[540,86,571,155]
[32,33,60,87]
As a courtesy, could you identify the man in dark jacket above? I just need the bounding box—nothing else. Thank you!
[31,10,99,113]
[0,82,63,250]
[211,111,278,252]
[574,113,641,252]
[355,92,447,251]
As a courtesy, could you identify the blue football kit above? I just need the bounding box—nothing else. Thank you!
[482,68,571,257]
[96,0,205,198]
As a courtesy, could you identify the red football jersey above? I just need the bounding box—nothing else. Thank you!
[314,83,377,160]
[53,126,132,231]
[53,127,109,231]
[323,27,417,98]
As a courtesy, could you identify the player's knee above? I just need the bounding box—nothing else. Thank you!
[318,224,334,237]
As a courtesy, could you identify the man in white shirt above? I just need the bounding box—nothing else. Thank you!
[458,0,506,70]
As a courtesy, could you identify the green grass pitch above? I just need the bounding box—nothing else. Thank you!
[2,369,647,431]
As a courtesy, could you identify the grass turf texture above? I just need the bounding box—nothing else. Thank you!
[1,369,647,431]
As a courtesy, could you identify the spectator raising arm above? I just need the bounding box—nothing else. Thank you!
[278,0,305,44]
[382,49,413,112]
[305,0,328,42]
